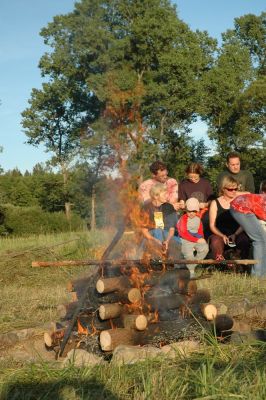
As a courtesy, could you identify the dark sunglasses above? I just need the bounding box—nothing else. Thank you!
[187,210,198,213]
[224,187,238,192]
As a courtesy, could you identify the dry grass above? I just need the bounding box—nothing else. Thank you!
[1,230,266,399]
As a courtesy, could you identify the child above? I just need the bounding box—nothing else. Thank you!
[177,197,208,277]
[141,183,181,260]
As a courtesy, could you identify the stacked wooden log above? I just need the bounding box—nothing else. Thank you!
[44,262,233,355]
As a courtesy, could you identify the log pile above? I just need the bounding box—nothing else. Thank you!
[44,261,233,356]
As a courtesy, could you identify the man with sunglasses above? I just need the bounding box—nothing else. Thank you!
[217,151,255,193]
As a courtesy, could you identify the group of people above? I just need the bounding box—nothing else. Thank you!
[138,152,266,278]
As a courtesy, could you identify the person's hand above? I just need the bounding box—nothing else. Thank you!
[228,234,236,243]
[222,234,229,245]
[197,238,206,244]
[173,201,184,210]
[162,240,169,250]
[172,202,181,211]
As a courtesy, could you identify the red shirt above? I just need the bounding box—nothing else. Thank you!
[231,194,266,221]
[177,213,204,243]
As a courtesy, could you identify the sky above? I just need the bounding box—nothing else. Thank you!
[0,0,265,173]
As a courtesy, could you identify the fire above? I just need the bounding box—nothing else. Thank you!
[77,316,99,336]
[77,318,88,335]
[149,310,159,323]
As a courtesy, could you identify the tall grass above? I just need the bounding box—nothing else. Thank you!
[1,344,266,399]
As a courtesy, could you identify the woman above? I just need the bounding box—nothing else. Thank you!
[208,176,250,261]
[141,183,181,259]
[178,163,214,213]
[230,180,266,277]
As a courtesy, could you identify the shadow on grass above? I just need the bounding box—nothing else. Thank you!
[1,377,120,400]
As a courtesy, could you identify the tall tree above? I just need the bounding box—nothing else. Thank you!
[31,0,216,176]
[21,78,90,218]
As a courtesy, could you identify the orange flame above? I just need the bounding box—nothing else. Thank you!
[77,318,88,335]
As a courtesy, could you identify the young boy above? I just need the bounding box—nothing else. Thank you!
[177,198,209,277]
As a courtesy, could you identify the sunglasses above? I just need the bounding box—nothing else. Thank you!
[224,187,238,192]
[187,210,198,213]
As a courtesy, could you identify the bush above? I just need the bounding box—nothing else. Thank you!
[0,204,84,236]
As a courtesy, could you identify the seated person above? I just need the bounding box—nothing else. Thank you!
[178,162,214,217]
[230,180,266,277]
[139,160,181,210]
[209,176,250,261]
[177,198,209,277]
[141,183,181,260]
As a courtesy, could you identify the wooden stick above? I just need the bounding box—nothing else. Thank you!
[32,258,257,268]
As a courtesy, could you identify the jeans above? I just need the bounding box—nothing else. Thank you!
[230,209,266,277]
[181,238,209,275]
[141,229,182,260]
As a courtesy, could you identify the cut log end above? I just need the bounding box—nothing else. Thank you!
[123,314,148,331]
[100,331,112,351]
[96,279,105,294]
[99,303,123,320]
[201,303,218,321]
[44,332,53,348]
[128,288,141,303]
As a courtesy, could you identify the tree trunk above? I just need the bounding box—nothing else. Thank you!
[90,184,96,231]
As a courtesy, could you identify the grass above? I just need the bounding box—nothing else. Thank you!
[1,230,266,399]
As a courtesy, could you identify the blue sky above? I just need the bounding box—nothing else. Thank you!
[0,0,265,173]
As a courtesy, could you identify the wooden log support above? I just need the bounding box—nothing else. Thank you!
[44,328,65,348]
[98,288,142,304]
[200,303,218,321]
[123,314,148,331]
[32,258,257,268]
[96,276,131,294]
[146,293,187,311]
[189,289,211,305]
[213,314,234,335]
[99,303,124,320]
[100,328,138,351]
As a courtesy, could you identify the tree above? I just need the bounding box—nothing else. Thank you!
[34,0,216,176]
[21,78,90,219]
[201,13,265,186]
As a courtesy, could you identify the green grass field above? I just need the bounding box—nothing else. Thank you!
[1,230,266,400]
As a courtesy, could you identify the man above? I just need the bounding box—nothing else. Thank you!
[139,161,180,208]
[217,151,255,193]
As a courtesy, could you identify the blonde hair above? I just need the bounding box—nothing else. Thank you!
[150,183,167,199]
[219,176,238,196]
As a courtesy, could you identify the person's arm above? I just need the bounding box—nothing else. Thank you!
[209,200,229,244]
[229,226,243,243]
[167,179,179,204]
[163,227,175,250]
[141,227,162,246]
[139,180,152,203]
